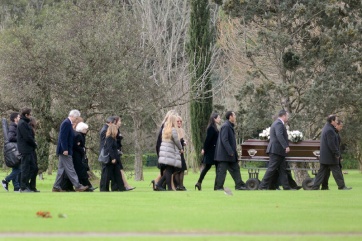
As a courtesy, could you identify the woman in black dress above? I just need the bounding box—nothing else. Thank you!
[173,116,187,190]
[100,124,125,191]
[195,113,221,191]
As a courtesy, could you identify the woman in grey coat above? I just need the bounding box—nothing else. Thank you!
[155,114,183,191]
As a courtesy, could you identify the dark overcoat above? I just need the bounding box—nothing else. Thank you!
[203,125,219,165]
[17,116,37,154]
[214,120,238,162]
[320,123,340,165]
[266,119,289,157]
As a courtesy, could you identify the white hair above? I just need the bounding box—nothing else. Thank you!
[68,109,81,118]
[76,122,89,132]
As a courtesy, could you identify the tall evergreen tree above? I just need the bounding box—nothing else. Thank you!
[188,0,214,165]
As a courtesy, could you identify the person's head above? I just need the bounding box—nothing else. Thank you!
[225,111,236,124]
[208,112,221,128]
[106,116,115,125]
[113,116,122,128]
[336,119,343,132]
[177,116,183,128]
[106,124,118,139]
[278,109,289,123]
[20,108,31,118]
[10,112,20,124]
[162,114,178,140]
[68,109,81,123]
[72,117,84,130]
[327,114,338,126]
[76,122,89,134]
[162,110,177,124]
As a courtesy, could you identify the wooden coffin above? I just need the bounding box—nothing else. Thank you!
[240,139,320,160]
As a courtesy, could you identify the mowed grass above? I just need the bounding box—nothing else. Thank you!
[0,166,361,241]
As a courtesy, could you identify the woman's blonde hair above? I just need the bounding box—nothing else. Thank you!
[106,124,118,139]
[162,114,178,140]
[176,115,185,139]
[162,110,177,125]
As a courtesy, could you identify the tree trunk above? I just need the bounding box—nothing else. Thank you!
[133,115,144,181]
[291,163,311,185]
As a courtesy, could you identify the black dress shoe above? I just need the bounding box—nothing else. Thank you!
[31,189,40,192]
[338,186,352,190]
[283,188,297,190]
[154,185,166,191]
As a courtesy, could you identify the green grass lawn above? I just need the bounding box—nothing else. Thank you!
[0,167,361,241]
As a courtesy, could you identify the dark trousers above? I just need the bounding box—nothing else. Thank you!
[29,153,38,190]
[259,153,290,190]
[312,164,345,190]
[100,162,125,191]
[321,161,342,189]
[215,161,244,190]
[157,165,175,190]
[5,166,21,190]
[197,163,218,186]
[270,169,298,189]
[20,153,36,190]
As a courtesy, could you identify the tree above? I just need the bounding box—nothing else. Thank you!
[187,0,214,165]
[214,0,362,179]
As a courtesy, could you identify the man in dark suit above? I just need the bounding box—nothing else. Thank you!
[52,110,88,192]
[259,110,295,190]
[214,111,246,191]
[16,108,38,192]
[312,115,351,190]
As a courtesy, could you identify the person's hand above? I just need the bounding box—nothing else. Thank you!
[180,149,184,154]
[201,149,205,155]
[183,140,187,146]
[63,151,68,156]
[77,142,80,145]
[341,159,344,162]
[285,147,290,153]
[112,159,116,164]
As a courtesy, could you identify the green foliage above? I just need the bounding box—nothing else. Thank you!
[188,0,214,164]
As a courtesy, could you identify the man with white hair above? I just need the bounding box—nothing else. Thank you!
[52,110,88,192]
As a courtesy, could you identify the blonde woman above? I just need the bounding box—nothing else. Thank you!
[151,110,177,190]
[173,116,187,190]
[155,114,183,191]
[99,124,125,192]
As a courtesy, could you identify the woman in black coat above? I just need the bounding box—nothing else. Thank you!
[195,113,221,191]
[99,124,125,192]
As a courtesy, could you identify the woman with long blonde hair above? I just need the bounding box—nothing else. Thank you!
[99,124,125,191]
[155,114,183,191]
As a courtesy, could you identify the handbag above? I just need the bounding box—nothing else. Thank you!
[98,147,110,164]
[3,142,21,167]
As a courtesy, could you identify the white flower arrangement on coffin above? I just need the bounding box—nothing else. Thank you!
[287,130,303,143]
[259,127,270,140]
[259,127,303,143]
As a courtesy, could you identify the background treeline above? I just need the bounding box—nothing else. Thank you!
[0,0,361,181]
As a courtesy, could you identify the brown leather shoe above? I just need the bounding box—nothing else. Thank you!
[52,187,64,192]
[75,185,89,192]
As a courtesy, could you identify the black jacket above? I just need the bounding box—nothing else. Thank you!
[99,124,108,152]
[17,116,37,154]
[104,136,120,164]
[8,122,17,143]
[156,124,164,157]
[203,125,219,165]
[320,123,340,165]
[266,119,289,156]
[214,120,238,162]
[73,131,88,179]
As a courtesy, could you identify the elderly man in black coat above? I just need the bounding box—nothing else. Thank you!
[312,115,351,190]
[259,110,295,190]
[214,111,246,191]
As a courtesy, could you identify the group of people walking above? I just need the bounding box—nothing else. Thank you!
[152,109,351,192]
[2,107,351,193]
[2,109,38,192]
